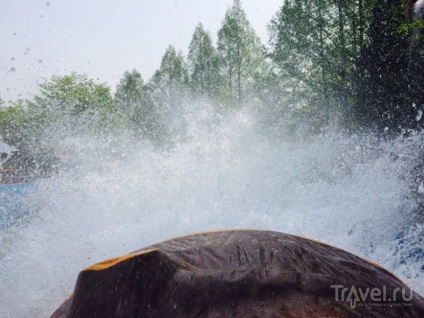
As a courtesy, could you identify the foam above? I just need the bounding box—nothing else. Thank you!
[0,101,423,317]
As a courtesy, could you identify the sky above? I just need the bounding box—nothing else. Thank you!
[0,0,282,102]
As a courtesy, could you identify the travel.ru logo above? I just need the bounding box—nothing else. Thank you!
[330,284,414,309]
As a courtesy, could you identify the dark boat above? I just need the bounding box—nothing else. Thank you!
[52,229,424,318]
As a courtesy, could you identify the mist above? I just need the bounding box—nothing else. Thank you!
[1,98,423,317]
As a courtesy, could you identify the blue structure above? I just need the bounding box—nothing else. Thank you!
[0,183,35,229]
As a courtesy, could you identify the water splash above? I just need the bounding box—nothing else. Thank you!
[0,101,423,317]
[415,0,424,18]
[0,140,17,168]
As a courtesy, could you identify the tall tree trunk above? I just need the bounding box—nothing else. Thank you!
[337,0,347,80]
[317,0,329,125]
[236,25,242,103]
[358,0,364,53]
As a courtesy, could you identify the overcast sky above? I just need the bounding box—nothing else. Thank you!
[0,0,282,102]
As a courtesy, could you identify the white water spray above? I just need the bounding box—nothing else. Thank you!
[0,140,16,168]
[0,101,423,317]
[415,0,424,18]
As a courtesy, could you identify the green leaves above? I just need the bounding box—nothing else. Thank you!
[149,45,189,109]
[399,20,424,36]
[114,70,164,140]
[36,73,113,116]
[188,23,220,98]
[2,0,419,158]
[268,0,404,131]
[217,0,267,104]
[115,70,146,126]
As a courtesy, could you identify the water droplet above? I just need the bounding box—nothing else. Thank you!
[38,59,43,63]
[10,67,16,72]
[415,110,423,122]
[40,15,44,18]
[417,183,424,195]
[10,57,15,62]
[26,47,30,52]
[13,32,16,36]
[46,2,50,6]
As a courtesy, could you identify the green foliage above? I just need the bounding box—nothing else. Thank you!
[148,46,189,110]
[217,0,268,105]
[2,0,423,175]
[115,70,146,114]
[399,19,424,36]
[270,1,358,123]
[114,71,142,133]
[39,73,126,132]
[114,69,161,138]
[0,99,55,171]
[405,3,424,130]
[34,73,114,116]
[0,74,120,172]
[267,0,421,133]
[187,23,221,98]
[145,46,190,143]
[269,0,336,128]
[354,0,411,132]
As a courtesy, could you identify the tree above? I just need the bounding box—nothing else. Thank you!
[115,69,159,136]
[217,0,267,104]
[0,99,56,174]
[354,0,411,132]
[148,45,189,110]
[33,73,114,117]
[187,23,221,98]
[28,73,121,134]
[146,46,189,142]
[406,0,424,129]
[268,0,383,131]
[268,0,335,128]
[0,74,117,174]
